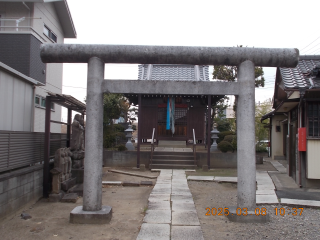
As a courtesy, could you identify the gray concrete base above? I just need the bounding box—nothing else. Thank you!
[70,205,112,224]
[49,192,64,202]
[202,165,209,171]
[226,206,269,223]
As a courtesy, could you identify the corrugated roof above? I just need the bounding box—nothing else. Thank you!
[138,64,209,81]
[280,56,320,89]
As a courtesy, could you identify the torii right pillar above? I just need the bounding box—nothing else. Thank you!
[228,60,265,222]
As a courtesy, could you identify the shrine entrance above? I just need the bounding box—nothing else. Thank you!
[40,43,298,223]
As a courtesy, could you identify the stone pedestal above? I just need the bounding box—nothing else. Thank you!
[210,123,219,152]
[70,206,112,224]
[61,178,76,191]
[202,165,209,171]
[140,164,146,171]
[125,125,135,150]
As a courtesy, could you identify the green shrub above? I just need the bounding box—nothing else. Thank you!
[231,136,237,152]
[114,124,125,132]
[217,131,235,144]
[256,144,268,153]
[218,141,233,153]
[117,145,127,151]
[223,135,236,143]
[132,125,136,130]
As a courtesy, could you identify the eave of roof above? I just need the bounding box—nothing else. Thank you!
[47,92,86,114]
[279,55,320,90]
[0,62,44,86]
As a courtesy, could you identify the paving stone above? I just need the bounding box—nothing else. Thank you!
[187,176,214,181]
[172,202,196,211]
[61,193,79,203]
[148,194,171,202]
[148,201,171,210]
[256,194,279,204]
[171,191,192,196]
[151,188,172,194]
[137,223,170,240]
[171,226,204,240]
[172,210,200,226]
[257,185,275,190]
[102,181,122,186]
[256,190,275,195]
[122,181,140,187]
[280,198,320,207]
[143,210,171,224]
[171,195,194,203]
[141,181,153,186]
[214,177,237,183]
[153,184,171,189]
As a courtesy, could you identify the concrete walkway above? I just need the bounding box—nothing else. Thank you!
[137,170,204,240]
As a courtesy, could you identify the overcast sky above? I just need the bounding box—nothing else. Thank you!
[61,0,320,121]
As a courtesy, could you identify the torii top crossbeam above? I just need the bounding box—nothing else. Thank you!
[40,44,298,67]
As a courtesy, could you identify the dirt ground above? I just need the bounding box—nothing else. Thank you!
[1,164,319,240]
[0,168,158,240]
[189,181,320,240]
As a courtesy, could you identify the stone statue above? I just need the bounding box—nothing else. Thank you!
[70,114,84,151]
[70,114,85,169]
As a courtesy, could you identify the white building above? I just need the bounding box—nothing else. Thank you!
[0,0,76,132]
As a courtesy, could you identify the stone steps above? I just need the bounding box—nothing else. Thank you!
[150,164,197,169]
[153,154,194,160]
[152,159,195,165]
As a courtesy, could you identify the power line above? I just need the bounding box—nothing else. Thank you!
[63,85,87,89]
[300,35,320,51]
[302,42,320,54]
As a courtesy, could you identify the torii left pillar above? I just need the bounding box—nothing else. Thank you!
[70,57,112,224]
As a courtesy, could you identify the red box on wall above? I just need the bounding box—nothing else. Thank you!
[298,127,306,152]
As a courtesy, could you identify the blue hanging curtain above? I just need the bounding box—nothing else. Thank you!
[166,97,170,130]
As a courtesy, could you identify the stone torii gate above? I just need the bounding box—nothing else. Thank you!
[41,44,298,224]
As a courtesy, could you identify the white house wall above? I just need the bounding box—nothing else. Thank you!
[0,69,33,131]
[307,139,320,179]
[33,3,64,44]
[271,115,286,159]
[32,2,65,133]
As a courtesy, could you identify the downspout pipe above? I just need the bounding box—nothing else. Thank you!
[298,89,305,188]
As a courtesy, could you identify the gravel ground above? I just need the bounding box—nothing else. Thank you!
[189,181,320,240]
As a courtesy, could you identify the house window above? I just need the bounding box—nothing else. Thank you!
[35,96,40,106]
[43,25,57,42]
[308,102,320,137]
[35,95,55,111]
[41,98,46,107]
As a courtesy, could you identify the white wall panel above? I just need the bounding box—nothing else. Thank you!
[0,71,14,130]
[0,70,33,131]
[307,139,320,179]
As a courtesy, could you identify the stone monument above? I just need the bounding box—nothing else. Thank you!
[70,114,85,169]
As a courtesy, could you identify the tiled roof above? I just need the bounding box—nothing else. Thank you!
[138,64,209,81]
[280,56,320,89]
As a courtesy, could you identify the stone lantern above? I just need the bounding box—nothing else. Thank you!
[210,122,219,152]
[124,125,135,150]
